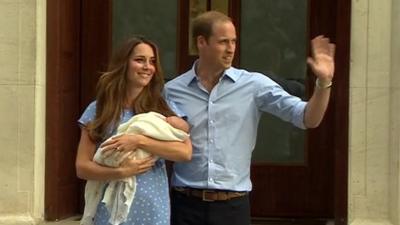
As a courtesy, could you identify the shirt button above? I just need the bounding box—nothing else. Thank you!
[209,178,213,182]
[210,120,214,124]
[209,159,213,163]
[210,139,214,143]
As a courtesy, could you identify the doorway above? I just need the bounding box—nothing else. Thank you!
[45,0,350,224]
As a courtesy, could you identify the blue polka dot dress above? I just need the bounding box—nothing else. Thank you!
[79,101,170,225]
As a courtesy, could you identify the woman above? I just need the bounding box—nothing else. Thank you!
[76,36,192,225]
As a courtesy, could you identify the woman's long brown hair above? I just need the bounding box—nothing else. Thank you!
[88,36,175,142]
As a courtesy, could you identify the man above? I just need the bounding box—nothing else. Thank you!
[164,11,335,225]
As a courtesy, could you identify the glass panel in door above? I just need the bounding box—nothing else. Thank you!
[240,0,308,163]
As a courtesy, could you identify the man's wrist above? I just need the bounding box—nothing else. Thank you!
[315,78,332,89]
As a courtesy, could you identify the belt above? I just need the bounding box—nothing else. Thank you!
[173,187,247,202]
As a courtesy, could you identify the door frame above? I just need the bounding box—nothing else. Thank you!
[308,1,351,224]
[45,0,112,220]
[45,1,349,224]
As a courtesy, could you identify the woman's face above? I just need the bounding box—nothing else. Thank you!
[126,43,156,88]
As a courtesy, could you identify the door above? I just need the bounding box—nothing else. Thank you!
[46,0,349,223]
[244,0,333,218]
[45,0,82,219]
[45,0,112,220]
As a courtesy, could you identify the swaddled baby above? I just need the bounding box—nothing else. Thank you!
[81,112,189,225]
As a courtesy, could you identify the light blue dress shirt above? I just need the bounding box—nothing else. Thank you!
[164,63,307,192]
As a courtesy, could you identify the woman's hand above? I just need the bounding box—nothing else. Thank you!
[119,155,157,177]
[100,134,144,156]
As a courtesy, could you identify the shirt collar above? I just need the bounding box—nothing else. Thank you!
[185,61,239,86]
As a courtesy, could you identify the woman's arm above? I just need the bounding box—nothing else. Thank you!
[100,134,192,162]
[75,128,156,181]
[166,116,190,133]
[100,115,192,162]
[138,135,192,161]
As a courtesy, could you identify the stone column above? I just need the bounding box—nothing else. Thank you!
[0,0,46,224]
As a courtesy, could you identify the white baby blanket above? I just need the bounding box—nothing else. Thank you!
[81,112,189,225]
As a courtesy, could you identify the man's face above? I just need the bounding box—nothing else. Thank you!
[199,21,237,71]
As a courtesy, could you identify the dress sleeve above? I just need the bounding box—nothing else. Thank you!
[163,87,186,118]
[78,101,97,128]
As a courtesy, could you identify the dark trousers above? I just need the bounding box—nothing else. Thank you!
[171,189,251,225]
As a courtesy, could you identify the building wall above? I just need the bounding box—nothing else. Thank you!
[0,0,45,224]
[349,0,400,224]
[389,0,400,224]
[0,0,399,224]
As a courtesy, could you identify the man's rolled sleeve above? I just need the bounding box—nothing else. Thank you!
[290,101,307,129]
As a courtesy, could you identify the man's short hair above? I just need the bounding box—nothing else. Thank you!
[191,11,232,51]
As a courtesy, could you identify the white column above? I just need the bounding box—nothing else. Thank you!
[349,0,399,224]
[0,0,46,224]
[389,0,400,224]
